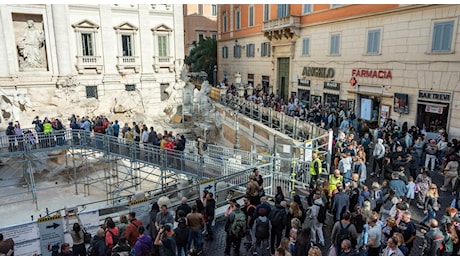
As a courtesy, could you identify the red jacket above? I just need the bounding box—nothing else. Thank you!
[125,219,143,246]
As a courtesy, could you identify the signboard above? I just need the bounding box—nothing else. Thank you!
[418,90,451,102]
[129,197,151,228]
[37,215,64,256]
[0,222,41,256]
[304,140,313,162]
[298,78,311,87]
[360,98,372,121]
[394,93,409,114]
[425,105,443,114]
[380,105,390,127]
[199,179,215,199]
[0,222,39,244]
[324,81,341,90]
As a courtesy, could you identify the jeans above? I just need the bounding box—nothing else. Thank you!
[421,209,436,224]
[187,229,202,252]
[425,154,437,171]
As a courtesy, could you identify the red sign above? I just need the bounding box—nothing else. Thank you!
[352,69,392,79]
[425,105,443,114]
[349,77,357,86]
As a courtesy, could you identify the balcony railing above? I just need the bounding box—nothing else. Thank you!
[262,15,300,32]
[116,56,140,73]
[76,55,103,74]
[153,56,174,72]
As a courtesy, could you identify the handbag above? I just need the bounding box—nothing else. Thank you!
[82,225,91,244]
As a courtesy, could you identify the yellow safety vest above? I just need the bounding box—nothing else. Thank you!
[309,157,322,176]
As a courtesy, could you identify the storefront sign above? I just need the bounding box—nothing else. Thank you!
[302,67,335,78]
[324,81,341,90]
[425,105,443,114]
[418,91,451,102]
[298,78,311,86]
[351,69,392,79]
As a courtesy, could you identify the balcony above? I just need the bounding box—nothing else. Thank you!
[152,56,174,73]
[75,56,103,74]
[262,15,300,40]
[116,56,140,73]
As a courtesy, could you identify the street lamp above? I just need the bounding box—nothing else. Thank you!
[231,110,240,150]
[213,65,217,87]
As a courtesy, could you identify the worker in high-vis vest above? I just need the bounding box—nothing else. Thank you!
[329,169,344,197]
[309,152,322,188]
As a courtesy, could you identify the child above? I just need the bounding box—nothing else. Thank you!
[406,176,416,206]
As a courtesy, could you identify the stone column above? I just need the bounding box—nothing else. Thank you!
[0,7,10,77]
[51,5,72,78]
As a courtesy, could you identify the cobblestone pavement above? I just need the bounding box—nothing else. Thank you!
[201,167,453,256]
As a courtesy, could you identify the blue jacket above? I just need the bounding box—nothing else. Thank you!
[134,234,153,256]
[389,179,407,198]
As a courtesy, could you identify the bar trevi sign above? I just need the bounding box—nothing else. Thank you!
[418,90,451,102]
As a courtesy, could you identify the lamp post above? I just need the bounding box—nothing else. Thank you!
[213,65,217,87]
[231,111,240,150]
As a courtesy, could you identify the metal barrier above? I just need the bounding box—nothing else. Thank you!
[221,94,327,141]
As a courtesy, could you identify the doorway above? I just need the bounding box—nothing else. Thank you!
[277,57,290,102]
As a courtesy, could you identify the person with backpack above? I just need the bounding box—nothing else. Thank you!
[331,211,358,255]
[309,192,325,247]
[174,217,189,256]
[268,200,288,255]
[89,228,106,256]
[105,218,120,256]
[253,208,271,256]
[134,226,152,256]
[125,212,143,247]
[422,219,445,256]
[224,203,246,256]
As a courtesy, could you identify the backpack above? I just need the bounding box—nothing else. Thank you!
[254,218,270,239]
[108,230,119,246]
[202,142,208,151]
[337,222,352,246]
[268,207,286,227]
[315,203,327,224]
[230,211,247,237]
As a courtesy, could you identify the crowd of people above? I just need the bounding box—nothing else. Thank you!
[228,114,460,256]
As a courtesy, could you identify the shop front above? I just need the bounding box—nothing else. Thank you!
[297,78,311,108]
[323,81,340,109]
[416,90,451,133]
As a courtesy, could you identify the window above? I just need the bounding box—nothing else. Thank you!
[331,4,342,8]
[302,37,310,56]
[302,4,312,14]
[198,4,203,15]
[121,35,133,56]
[223,12,227,33]
[366,29,381,54]
[72,19,99,58]
[86,86,98,99]
[125,84,136,91]
[261,42,271,57]
[81,33,94,56]
[158,35,168,57]
[330,33,340,55]
[235,9,241,30]
[211,4,217,16]
[431,20,454,52]
[248,6,254,27]
[277,4,289,18]
[234,45,241,58]
[246,44,255,57]
[222,46,228,58]
[198,33,204,42]
[264,4,270,21]
[211,34,217,40]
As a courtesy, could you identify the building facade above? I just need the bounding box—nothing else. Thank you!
[0,4,185,123]
[217,4,460,137]
[183,4,218,57]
